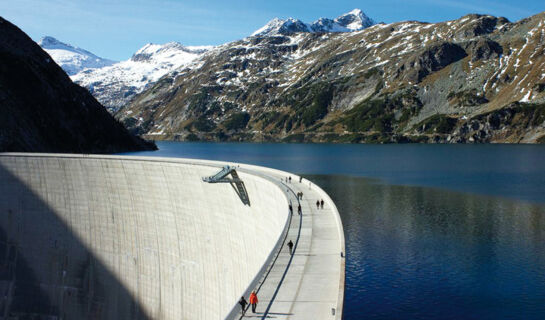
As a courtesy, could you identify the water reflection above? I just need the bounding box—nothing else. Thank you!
[309,175,545,320]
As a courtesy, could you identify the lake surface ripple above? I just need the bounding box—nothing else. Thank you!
[310,175,545,320]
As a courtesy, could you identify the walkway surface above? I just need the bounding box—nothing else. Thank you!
[238,167,345,320]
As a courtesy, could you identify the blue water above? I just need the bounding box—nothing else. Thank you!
[124,142,545,203]
[310,175,545,320]
[122,142,545,319]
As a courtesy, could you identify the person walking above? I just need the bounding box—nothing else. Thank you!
[289,176,292,183]
[249,290,258,313]
[300,191,303,200]
[299,176,302,183]
[287,240,294,255]
[297,204,302,215]
[289,203,293,215]
[316,200,320,209]
[239,296,248,314]
[320,199,324,209]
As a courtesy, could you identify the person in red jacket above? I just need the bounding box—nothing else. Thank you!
[249,290,258,313]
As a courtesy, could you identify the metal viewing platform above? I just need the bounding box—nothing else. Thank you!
[203,165,251,205]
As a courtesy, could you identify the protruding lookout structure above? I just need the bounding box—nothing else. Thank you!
[203,165,250,206]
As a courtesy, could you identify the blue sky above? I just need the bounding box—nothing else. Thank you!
[1,0,542,60]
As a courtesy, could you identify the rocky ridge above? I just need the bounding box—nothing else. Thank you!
[117,11,545,143]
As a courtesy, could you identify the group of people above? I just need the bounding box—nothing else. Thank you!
[238,238,296,315]
[285,176,304,183]
[288,202,302,215]
[315,199,325,209]
[239,176,328,316]
[239,290,259,314]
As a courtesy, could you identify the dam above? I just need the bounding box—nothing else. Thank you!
[0,154,344,319]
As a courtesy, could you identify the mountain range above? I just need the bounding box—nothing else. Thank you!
[252,9,375,36]
[40,38,211,112]
[0,18,154,153]
[41,9,545,143]
[38,9,375,114]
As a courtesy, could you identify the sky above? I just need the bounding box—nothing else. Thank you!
[0,0,543,61]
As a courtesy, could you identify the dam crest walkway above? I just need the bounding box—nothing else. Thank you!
[236,166,345,320]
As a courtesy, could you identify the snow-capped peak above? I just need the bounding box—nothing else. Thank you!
[131,42,211,62]
[38,36,116,75]
[252,9,375,36]
[69,41,212,111]
[334,8,374,31]
[348,8,363,15]
[252,18,310,36]
[38,36,68,49]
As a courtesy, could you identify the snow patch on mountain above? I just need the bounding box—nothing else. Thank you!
[253,8,374,36]
[38,36,116,75]
[131,42,211,62]
[252,18,311,36]
[71,42,212,111]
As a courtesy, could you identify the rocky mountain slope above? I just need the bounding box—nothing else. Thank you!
[39,36,116,75]
[71,42,211,112]
[118,11,545,143]
[0,17,156,153]
[49,10,371,113]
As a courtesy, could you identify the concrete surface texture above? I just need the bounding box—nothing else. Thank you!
[0,154,344,320]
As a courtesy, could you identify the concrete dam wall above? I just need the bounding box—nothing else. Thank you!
[0,154,289,319]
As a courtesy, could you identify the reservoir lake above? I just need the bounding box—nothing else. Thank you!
[122,142,545,320]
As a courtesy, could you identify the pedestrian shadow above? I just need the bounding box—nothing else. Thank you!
[241,312,294,319]
[267,312,295,315]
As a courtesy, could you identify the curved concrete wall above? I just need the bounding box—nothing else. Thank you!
[0,154,289,319]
